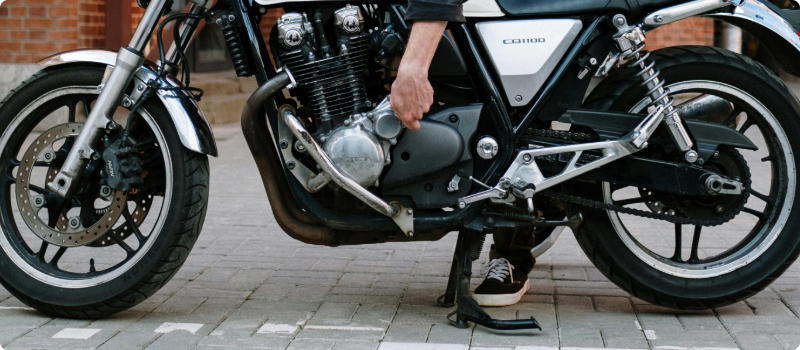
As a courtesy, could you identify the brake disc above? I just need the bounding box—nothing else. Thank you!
[15,123,127,247]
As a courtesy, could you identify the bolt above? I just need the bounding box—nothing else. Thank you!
[713,151,721,159]
[138,84,145,91]
[295,141,306,152]
[33,195,46,208]
[406,209,413,215]
[407,231,414,237]
[684,199,692,206]
[449,115,459,123]
[697,158,705,165]
[458,201,466,209]
[216,18,223,25]
[91,153,100,161]
[122,97,132,108]
[614,15,626,27]
[734,176,741,181]
[100,186,112,197]
[486,217,495,225]
[367,112,375,120]
[259,7,267,14]
[279,140,289,149]
[344,120,352,126]
[522,154,533,163]
[228,14,236,22]
[589,57,598,66]
[106,121,117,131]
[42,150,55,162]
[514,95,523,102]
[655,15,664,23]
[716,205,725,213]
[287,161,296,170]
[684,150,699,164]
[68,217,81,230]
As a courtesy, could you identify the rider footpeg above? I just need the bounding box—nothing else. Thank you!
[102,139,143,193]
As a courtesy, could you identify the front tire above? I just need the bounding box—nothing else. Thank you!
[575,46,800,309]
[0,65,209,318]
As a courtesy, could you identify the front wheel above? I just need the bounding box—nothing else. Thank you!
[0,65,209,318]
[574,46,800,309]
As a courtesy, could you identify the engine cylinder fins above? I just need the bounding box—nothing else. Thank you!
[279,34,373,120]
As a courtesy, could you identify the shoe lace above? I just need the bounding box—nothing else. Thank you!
[480,258,515,283]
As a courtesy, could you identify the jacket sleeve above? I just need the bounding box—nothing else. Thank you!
[404,0,467,23]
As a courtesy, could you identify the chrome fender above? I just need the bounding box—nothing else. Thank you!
[38,49,218,157]
[705,0,800,77]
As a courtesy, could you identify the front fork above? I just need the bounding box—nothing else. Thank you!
[47,0,209,197]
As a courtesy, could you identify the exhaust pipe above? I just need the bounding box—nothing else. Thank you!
[241,71,444,246]
[241,71,335,245]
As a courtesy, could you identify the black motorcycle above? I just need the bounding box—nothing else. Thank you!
[1,0,800,330]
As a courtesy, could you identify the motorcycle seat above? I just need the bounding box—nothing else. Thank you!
[496,0,692,16]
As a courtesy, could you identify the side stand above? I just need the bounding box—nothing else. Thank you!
[438,228,542,331]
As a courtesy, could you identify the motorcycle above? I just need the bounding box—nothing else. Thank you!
[1,0,800,329]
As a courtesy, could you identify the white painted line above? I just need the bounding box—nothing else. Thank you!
[644,329,658,340]
[471,347,514,350]
[257,323,299,334]
[303,325,385,332]
[516,347,558,350]
[561,348,647,350]
[52,328,101,340]
[378,343,468,350]
[0,306,35,311]
[635,320,642,330]
[209,330,224,336]
[154,323,204,334]
[654,347,739,350]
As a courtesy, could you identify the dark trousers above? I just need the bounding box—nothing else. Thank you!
[488,228,536,274]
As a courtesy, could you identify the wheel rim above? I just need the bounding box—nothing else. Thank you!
[603,81,795,279]
[0,86,174,288]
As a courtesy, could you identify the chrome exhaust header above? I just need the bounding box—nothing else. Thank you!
[279,106,415,236]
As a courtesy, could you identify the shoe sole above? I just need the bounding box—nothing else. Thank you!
[473,279,530,307]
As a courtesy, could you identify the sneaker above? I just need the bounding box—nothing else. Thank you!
[473,258,529,307]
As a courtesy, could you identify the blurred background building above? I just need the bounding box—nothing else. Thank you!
[0,0,794,123]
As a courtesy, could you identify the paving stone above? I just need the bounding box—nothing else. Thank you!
[286,338,336,350]
[383,323,431,343]
[734,332,786,350]
[97,331,160,350]
[427,323,472,345]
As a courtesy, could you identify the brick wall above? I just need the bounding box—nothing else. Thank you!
[0,0,80,64]
[646,17,716,50]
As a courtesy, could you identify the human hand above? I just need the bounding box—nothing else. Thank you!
[390,65,433,131]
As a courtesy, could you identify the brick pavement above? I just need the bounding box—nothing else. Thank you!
[0,123,798,350]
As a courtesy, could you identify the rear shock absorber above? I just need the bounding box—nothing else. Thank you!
[612,15,697,162]
[219,12,253,77]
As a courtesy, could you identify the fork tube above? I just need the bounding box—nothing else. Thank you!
[48,0,172,197]
[162,1,210,75]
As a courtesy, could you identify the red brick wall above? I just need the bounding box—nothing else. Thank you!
[646,17,715,50]
[0,0,144,63]
[0,0,80,63]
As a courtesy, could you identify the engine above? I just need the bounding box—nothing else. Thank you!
[274,6,404,188]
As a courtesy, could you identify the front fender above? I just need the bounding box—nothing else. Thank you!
[37,49,218,157]
[705,0,800,77]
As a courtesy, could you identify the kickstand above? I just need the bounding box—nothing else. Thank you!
[438,228,542,331]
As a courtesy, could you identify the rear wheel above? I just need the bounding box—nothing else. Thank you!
[574,46,800,309]
[0,65,209,318]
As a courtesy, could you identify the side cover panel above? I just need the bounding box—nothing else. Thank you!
[476,19,583,107]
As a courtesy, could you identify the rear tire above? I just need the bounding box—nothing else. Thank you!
[574,46,800,309]
[0,65,209,318]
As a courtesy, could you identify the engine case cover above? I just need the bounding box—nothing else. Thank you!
[323,124,385,188]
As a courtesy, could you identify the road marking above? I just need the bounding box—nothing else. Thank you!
[0,306,35,311]
[378,343,468,350]
[154,323,203,334]
[257,323,299,334]
[654,347,739,350]
[52,328,101,340]
[303,325,385,332]
[645,329,658,340]
[635,320,642,330]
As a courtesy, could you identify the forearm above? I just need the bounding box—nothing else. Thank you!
[398,21,447,77]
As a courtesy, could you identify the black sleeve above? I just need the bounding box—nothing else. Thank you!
[405,0,467,23]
